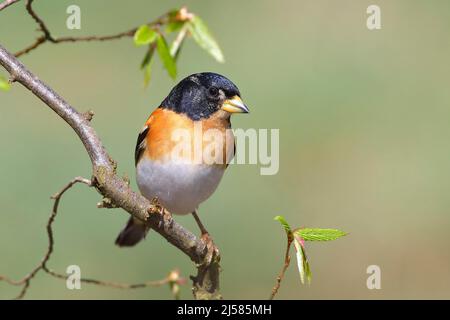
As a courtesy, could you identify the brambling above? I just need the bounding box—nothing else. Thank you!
[115,72,249,247]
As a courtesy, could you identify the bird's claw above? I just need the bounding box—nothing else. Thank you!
[163,209,174,228]
[201,233,220,266]
[149,197,173,229]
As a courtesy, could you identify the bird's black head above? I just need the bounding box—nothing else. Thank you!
[161,72,249,120]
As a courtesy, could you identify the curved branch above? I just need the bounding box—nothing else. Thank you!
[25,0,54,41]
[14,0,169,57]
[269,237,292,300]
[0,177,91,299]
[0,43,221,299]
[1,176,186,299]
[0,0,20,11]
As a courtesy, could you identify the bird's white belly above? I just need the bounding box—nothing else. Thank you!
[136,158,225,215]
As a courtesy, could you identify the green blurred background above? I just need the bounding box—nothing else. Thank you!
[1,0,450,299]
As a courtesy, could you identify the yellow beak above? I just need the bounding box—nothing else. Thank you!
[221,96,249,114]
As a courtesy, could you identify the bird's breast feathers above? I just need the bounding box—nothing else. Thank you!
[135,108,235,214]
[136,108,235,165]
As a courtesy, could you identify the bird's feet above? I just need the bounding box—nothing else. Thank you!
[162,209,173,229]
[201,232,220,266]
[191,210,219,265]
[150,197,173,229]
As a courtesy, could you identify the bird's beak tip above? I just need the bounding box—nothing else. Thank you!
[221,96,250,114]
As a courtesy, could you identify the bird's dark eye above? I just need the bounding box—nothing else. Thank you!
[208,87,219,97]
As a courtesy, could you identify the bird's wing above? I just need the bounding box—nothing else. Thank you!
[135,125,149,166]
[226,138,236,168]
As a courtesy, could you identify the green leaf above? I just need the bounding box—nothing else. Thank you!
[166,21,185,34]
[274,215,291,234]
[156,34,177,79]
[293,235,312,285]
[170,26,188,61]
[141,45,156,87]
[295,228,347,242]
[170,37,185,62]
[0,75,10,91]
[134,25,158,46]
[188,15,224,63]
[143,59,154,87]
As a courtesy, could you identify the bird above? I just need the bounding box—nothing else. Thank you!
[115,72,249,248]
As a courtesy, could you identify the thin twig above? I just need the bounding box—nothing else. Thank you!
[44,268,185,291]
[0,0,20,11]
[0,177,91,299]
[269,236,293,300]
[0,177,185,299]
[14,0,169,57]
[44,270,168,289]
[14,36,46,57]
[25,0,53,41]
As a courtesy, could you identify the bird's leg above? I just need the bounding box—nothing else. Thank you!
[192,210,220,264]
[192,210,209,236]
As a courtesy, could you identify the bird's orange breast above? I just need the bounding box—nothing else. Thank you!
[144,108,234,166]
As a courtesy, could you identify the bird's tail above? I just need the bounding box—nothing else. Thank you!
[115,217,149,247]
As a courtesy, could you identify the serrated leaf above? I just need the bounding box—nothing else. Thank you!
[274,215,291,234]
[188,15,224,63]
[295,228,347,242]
[0,75,10,91]
[293,234,312,285]
[134,25,158,46]
[156,34,177,79]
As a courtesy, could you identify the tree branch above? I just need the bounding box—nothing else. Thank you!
[0,177,185,299]
[14,0,169,57]
[0,0,20,11]
[0,177,91,299]
[25,0,54,41]
[0,43,221,299]
[269,235,293,300]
